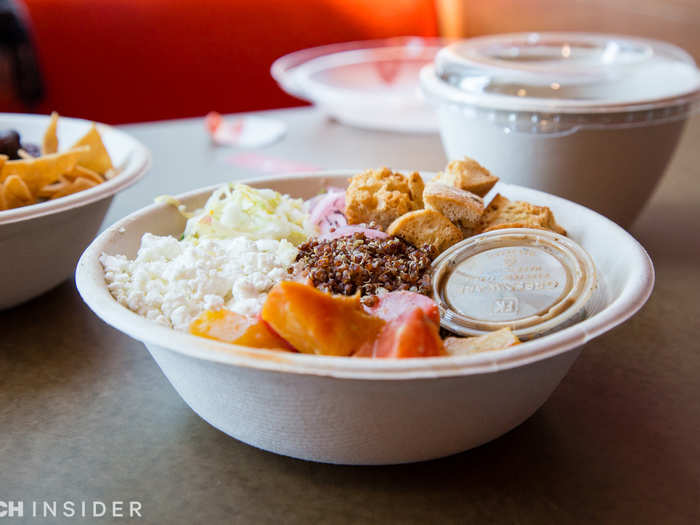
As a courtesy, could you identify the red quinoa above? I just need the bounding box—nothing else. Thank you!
[295,232,433,303]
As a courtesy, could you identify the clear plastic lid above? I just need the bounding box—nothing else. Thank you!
[431,228,596,339]
[422,32,700,128]
[271,37,446,133]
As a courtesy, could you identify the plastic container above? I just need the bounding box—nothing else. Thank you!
[420,33,700,227]
[76,171,654,465]
[432,228,596,339]
[272,37,445,133]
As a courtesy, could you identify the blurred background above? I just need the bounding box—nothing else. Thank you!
[1,0,699,124]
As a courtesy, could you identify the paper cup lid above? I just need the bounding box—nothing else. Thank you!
[424,32,700,119]
[432,228,596,338]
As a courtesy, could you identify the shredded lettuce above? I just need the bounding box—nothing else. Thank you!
[154,195,195,218]
[158,183,313,245]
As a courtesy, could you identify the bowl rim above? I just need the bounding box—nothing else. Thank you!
[75,171,655,380]
[0,113,151,226]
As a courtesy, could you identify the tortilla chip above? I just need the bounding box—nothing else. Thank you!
[71,124,112,174]
[42,111,59,155]
[51,176,98,199]
[17,149,34,159]
[37,175,71,199]
[0,146,88,194]
[64,164,103,184]
[50,176,98,200]
[73,176,98,190]
[1,174,35,209]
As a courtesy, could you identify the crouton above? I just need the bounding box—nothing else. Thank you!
[476,194,567,235]
[444,327,520,356]
[423,182,484,236]
[345,168,424,230]
[387,209,462,255]
[431,157,499,197]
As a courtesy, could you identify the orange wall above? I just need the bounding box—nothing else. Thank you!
[438,0,700,60]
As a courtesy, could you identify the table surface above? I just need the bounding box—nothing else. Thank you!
[2,107,699,524]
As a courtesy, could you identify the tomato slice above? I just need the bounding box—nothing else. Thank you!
[364,291,440,324]
[356,307,445,358]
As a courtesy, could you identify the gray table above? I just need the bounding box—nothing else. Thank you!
[2,107,699,524]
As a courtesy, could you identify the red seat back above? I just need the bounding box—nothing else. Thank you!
[18,0,438,123]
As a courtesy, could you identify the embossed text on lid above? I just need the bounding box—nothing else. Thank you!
[445,245,571,322]
[432,228,596,339]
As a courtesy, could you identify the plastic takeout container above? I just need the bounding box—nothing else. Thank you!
[0,113,150,309]
[76,171,654,465]
[272,37,445,133]
[432,228,597,339]
[421,33,700,227]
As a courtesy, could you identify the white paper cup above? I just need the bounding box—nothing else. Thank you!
[421,33,700,227]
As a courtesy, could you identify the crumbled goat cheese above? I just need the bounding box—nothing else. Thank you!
[100,233,298,331]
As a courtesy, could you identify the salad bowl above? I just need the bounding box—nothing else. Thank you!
[76,171,654,464]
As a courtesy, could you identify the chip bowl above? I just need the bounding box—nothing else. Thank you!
[75,171,653,465]
[0,113,150,309]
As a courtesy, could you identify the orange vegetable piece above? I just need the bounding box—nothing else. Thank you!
[261,281,385,356]
[235,319,296,351]
[355,308,446,358]
[190,309,294,351]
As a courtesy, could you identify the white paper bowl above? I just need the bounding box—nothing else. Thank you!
[0,113,150,309]
[75,171,653,465]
